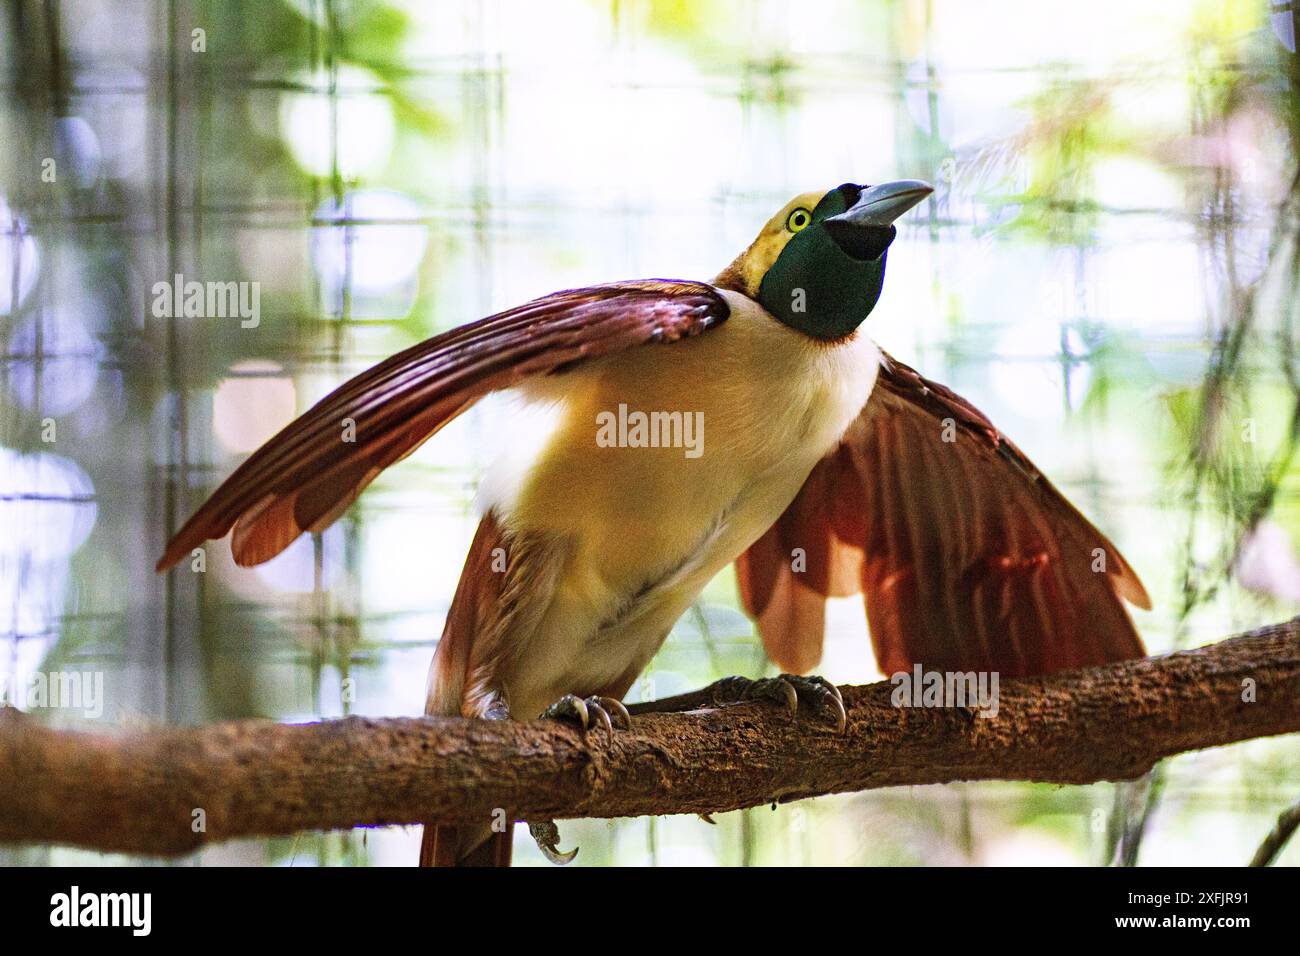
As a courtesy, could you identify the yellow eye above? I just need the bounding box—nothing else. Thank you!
[785,208,812,232]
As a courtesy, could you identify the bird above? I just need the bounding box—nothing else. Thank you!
[156,179,1150,867]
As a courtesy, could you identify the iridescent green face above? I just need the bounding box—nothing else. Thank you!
[757,180,932,341]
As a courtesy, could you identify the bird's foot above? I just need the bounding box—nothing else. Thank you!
[528,693,632,865]
[704,674,848,734]
[540,693,632,735]
[527,820,578,866]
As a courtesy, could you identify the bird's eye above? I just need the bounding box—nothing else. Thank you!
[785,208,812,232]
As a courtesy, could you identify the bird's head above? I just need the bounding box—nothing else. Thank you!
[718,180,933,341]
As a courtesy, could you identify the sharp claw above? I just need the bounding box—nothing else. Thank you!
[599,696,632,730]
[717,674,848,732]
[541,694,593,731]
[587,699,614,735]
[539,842,579,865]
[823,680,844,707]
[528,821,579,865]
[829,693,848,734]
[811,678,849,734]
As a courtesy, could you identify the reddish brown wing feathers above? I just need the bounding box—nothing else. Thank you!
[419,515,513,867]
[734,457,863,673]
[421,511,563,866]
[424,513,510,718]
[737,351,1149,678]
[156,280,729,571]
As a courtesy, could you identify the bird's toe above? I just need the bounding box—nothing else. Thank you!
[527,820,578,866]
[699,673,849,734]
[540,693,591,731]
[540,693,632,734]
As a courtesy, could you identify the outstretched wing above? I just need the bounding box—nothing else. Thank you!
[736,351,1149,678]
[157,280,729,571]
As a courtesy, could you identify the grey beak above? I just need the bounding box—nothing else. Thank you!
[829,179,933,227]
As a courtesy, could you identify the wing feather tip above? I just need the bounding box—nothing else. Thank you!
[1120,573,1153,611]
[155,532,206,573]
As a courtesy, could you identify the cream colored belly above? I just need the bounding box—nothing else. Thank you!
[480,291,880,719]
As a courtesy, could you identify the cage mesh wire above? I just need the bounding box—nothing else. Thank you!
[0,0,1297,865]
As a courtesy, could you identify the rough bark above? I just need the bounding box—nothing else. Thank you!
[0,618,1296,857]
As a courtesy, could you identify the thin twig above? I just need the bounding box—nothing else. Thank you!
[1248,799,1300,867]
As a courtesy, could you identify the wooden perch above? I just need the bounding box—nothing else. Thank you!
[1,618,1297,857]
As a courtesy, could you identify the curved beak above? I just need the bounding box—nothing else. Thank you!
[822,179,933,260]
[829,179,933,228]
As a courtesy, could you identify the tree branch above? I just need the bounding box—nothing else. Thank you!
[1,618,1297,857]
